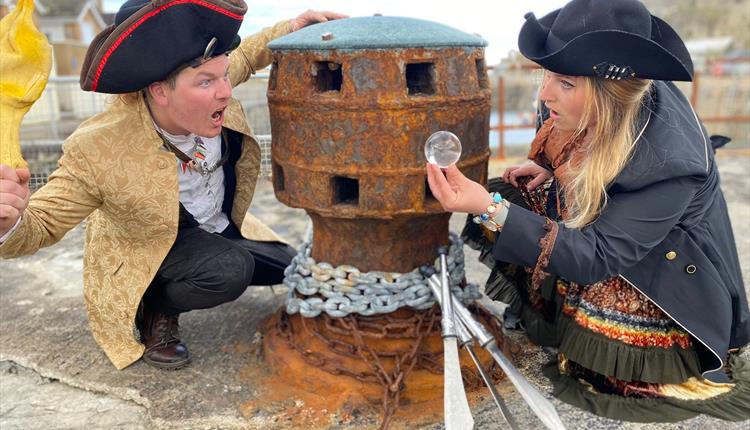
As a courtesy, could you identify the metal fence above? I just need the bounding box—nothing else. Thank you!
[20,74,274,191]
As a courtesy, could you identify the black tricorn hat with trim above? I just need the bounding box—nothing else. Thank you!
[518,0,693,81]
[80,0,247,94]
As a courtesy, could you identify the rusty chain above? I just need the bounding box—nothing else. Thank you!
[274,304,508,429]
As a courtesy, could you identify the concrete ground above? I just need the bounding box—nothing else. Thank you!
[1,151,749,429]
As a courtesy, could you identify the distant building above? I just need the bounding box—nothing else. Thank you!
[1,1,114,126]
[1,0,113,76]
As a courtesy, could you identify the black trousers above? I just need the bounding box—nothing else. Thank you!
[142,221,296,315]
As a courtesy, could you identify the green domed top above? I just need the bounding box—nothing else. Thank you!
[267,16,487,50]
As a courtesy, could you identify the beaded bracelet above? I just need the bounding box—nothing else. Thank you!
[472,192,510,232]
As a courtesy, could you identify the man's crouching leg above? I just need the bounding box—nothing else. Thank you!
[139,225,256,370]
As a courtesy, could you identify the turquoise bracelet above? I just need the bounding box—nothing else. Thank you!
[472,192,509,232]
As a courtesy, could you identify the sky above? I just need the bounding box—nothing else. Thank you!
[102,0,570,65]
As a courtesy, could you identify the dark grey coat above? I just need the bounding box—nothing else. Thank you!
[494,80,750,382]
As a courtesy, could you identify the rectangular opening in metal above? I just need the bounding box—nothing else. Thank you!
[314,61,342,92]
[272,163,285,192]
[424,177,437,202]
[269,61,278,91]
[332,176,359,206]
[476,58,488,89]
[406,62,435,95]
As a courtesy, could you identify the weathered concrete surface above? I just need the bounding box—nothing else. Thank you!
[1,150,748,429]
[0,361,147,429]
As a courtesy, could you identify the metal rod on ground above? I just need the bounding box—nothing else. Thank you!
[464,339,520,430]
[438,247,475,430]
[425,271,566,430]
[421,266,519,430]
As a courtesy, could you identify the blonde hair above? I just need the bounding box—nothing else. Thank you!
[561,77,653,228]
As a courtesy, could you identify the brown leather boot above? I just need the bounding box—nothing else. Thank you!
[139,307,191,370]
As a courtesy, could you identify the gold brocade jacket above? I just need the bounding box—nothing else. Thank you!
[0,21,292,369]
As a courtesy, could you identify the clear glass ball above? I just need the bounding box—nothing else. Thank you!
[424,131,462,168]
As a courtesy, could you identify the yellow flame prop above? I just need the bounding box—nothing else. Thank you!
[0,0,52,169]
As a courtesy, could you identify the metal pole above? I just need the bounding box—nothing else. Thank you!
[690,71,700,109]
[498,75,506,160]
[438,247,475,429]
[424,271,566,430]
[422,266,518,429]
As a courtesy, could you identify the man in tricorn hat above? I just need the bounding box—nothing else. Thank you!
[0,0,345,370]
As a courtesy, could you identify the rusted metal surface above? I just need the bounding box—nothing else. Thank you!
[261,304,511,428]
[268,47,491,271]
[263,21,495,429]
[308,214,449,273]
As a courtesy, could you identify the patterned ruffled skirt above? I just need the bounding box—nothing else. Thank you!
[462,177,750,422]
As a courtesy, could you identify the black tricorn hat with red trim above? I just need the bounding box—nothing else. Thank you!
[80,0,247,94]
[518,0,693,82]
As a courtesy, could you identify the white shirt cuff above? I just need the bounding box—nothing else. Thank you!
[0,217,21,244]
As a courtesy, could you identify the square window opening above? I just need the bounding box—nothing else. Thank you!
[476,58,489,89]
[406,62,435,95]
[314,61,342,92]
[332,176,359,206]
[269,61,279,91]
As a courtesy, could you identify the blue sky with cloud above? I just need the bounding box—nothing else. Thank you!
[102,0,568,65]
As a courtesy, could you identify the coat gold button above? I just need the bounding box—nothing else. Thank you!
[685,264,697,274]
[665,251,677,260]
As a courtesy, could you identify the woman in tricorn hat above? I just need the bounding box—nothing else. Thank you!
[427,0,750,422]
